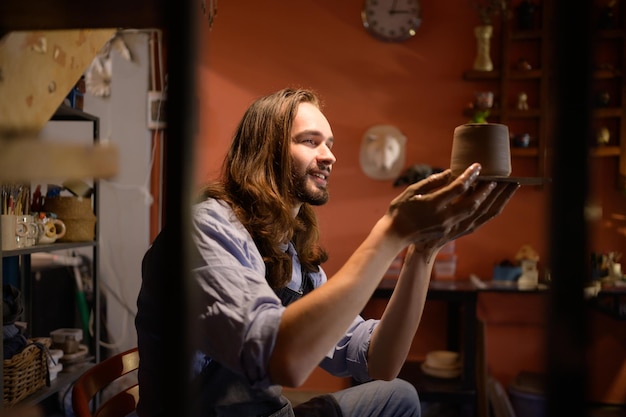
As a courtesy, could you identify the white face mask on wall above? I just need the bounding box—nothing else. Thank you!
[359,124,406,181]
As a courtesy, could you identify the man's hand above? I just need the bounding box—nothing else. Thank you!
[386,163,519,253]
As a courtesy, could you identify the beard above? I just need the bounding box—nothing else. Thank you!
[291,167,329,206]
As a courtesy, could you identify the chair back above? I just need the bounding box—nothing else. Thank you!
[72,347,139,417]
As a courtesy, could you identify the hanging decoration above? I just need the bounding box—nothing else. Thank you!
[85,32,132,97]
[202,0,219,29]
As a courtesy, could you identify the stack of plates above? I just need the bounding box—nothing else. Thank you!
[421,350,462,379]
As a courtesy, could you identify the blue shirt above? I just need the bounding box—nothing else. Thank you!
[136,198,378,416]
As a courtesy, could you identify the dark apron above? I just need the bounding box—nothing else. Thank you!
[272,272,342,417]
[194,271,342,417]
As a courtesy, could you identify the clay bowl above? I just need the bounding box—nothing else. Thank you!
[425,350,460,369]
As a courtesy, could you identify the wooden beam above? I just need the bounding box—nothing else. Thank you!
[0,29,116,136]
[0,1,164,33]
[0,138,118,182]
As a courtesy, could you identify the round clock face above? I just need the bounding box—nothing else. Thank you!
[361,0,422,42]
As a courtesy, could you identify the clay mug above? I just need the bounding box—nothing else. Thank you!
[35,212,66,244]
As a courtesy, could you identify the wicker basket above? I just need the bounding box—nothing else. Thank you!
[43,196,97,242]
[3,337,51,407]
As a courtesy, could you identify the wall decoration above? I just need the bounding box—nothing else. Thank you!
[360,125,406,180]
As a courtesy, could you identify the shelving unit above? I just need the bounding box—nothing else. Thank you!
[463,1,626,188]
[591,4,626,188]
[1,105,101,411]
[463,1,552,181]
[0,9,153,413]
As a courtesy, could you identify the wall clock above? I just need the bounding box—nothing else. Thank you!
[361,0,422,42]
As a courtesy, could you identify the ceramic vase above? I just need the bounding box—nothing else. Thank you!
[473,25,494,72]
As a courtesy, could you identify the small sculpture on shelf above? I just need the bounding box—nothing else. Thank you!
[596,91,611,107]
[516,58,532,71]
[591,251,624,283]
[473,25,495,71]
[596,126,610,146]
[467,90,495,123]
[475,91,494,109]
[511,132,531,148]
[517,92,529,110]
[469,0,510,72]
[515,244,540,290]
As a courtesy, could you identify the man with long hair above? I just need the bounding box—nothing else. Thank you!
[136,88,518,417]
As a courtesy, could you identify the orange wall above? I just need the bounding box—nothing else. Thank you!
[194,0,626,402]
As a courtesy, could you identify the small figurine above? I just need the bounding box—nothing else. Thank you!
[596,91,610,107]
[515,244,540,290]
[512,133,531,148]
[516,244,540,263]
[475,91,494,109]
[517,58,532,71]
[517,92,529,110]
[597,127,610,145]
[607,252,623,281]
[518,259,539,289]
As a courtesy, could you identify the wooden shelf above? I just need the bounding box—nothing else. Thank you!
[590,146,621,157]
[593,107,624,118]
[593,69,623,79]
[398,361,476,404]
[53,104,100,122]
[463,70,501,80]
[507,108,541,118]
[510,29,543,40]
[508,69,542,80]
[1,241,96,258]
[511,147,539,157]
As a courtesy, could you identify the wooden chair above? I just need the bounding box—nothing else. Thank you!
[72,347,139,417]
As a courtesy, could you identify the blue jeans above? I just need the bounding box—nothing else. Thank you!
[126,379,420,417]
[330,379,420,417]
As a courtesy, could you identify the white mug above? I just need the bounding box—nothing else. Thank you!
[34,212,66,244]
[1,214,32,251]
[18,214,39,247]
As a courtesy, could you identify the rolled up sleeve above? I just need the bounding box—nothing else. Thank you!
[319,317,379,383]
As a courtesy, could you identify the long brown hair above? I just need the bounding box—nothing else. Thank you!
[200,88,328,288]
